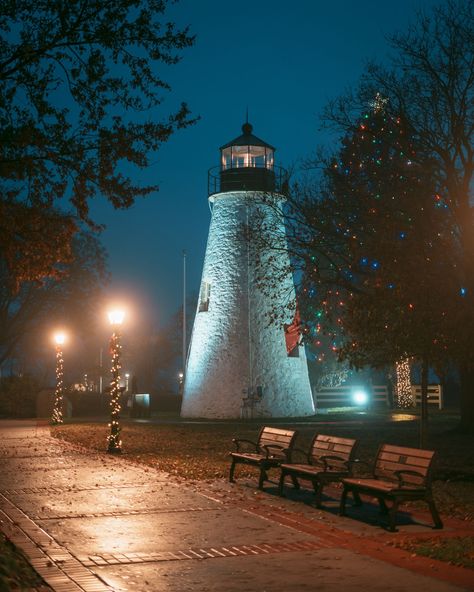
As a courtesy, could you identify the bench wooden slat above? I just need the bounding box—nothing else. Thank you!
[376,456,431,470]
[260,432,294,443]
[374,469,426,487]
[375,463,430,479]
[380,444,435,458]
[262,427,295,436]
[377,452,432,466]
[343,478,425,492]
[315,435,356,445]
[322,443,353,453]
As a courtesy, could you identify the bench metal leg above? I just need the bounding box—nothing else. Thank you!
[378,497,389,514]
[278,470,286,496]
[427,497,443,529]
[229,459,237,483]
[339,485,349,516]
[313,480,323,508]
[353,490,362,506]
[388,500,400,532]
[290,474,300,490]
[258,467,268,489]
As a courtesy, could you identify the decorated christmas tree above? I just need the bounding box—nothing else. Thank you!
[294,95,457,410]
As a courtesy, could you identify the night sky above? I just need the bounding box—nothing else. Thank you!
[91,0,435,330]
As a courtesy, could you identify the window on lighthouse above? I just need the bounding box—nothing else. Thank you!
[199,280,211,312]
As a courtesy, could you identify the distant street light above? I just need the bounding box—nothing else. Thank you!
[51,332,67,425]
[107,308,125,454]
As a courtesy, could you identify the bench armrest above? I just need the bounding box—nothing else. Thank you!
[319,455,349,471]
[261,444,285,459]
[232,438,258,453]
[282,447,307,462]
[393,469,426,487]
[348,458,372,476]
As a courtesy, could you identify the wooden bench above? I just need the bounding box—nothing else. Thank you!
[278,434,358,507]
[229,426,298,489]
[339,444,443,531]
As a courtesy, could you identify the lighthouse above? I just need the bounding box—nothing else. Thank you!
[181,122,315,419]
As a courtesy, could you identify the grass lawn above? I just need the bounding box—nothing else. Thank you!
[53,411,474,570]
[397,536,474,570]
[52,410,474,522]
[0,534,45,591]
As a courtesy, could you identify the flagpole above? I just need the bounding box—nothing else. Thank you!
[182,250,187,383]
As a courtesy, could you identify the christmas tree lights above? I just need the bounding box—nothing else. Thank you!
[282,92,452,396]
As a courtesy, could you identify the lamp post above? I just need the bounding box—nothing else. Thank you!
[51,332,66,425]
[107,309,125,454]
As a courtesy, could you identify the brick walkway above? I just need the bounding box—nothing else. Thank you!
[0,420,472,592]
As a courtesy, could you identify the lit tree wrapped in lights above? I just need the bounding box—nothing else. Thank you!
[107,310,125,454]
[395,358,412,408]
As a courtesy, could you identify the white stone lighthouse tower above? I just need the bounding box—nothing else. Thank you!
[181,122,314,419]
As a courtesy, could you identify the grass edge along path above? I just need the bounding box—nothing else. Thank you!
[0,533,45,591]
[396,535,474,570]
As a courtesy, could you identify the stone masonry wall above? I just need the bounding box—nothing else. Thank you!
[181,191,314,418]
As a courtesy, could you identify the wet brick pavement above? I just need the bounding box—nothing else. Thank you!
[0,419,473,592]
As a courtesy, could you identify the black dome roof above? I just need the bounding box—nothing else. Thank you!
[220,122,276,151]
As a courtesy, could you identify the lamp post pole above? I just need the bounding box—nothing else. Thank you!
[182,249,186,391]
[51,332,66,425]
[107,309,125,454]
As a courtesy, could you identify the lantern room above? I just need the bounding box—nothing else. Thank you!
[220,122,274,170]
[208,122,288,196]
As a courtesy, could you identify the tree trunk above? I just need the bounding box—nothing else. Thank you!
[420,357,429,448]
[459,365,474,432]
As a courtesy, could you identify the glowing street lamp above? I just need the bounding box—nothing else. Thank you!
[107,308,125,454]
[51,332,67,425]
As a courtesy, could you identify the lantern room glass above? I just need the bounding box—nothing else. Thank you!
[221,144,274,170]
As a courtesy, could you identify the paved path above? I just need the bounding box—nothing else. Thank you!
[0,420,472,592]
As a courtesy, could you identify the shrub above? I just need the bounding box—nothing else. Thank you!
[0,375,40,418]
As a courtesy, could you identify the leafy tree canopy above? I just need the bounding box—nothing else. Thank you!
[0,0,195,285]
[0,228,109,367]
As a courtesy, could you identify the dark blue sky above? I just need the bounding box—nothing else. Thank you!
[92,0,434,329]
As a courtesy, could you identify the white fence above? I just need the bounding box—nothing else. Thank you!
[314,385,389,409]
[411,385,443,410]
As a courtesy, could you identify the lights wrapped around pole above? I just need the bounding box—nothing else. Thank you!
[51,344,64,425]
[51,332,66,425]
[107,309,125,453]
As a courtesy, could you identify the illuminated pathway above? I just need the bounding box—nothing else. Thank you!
[0,420,472,592]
